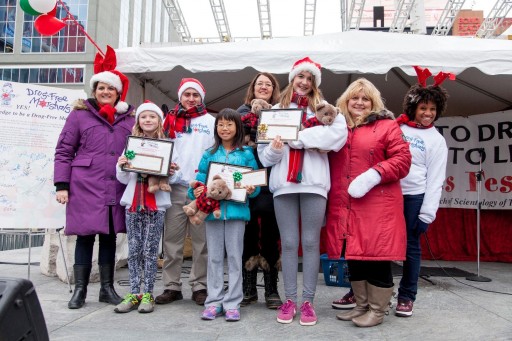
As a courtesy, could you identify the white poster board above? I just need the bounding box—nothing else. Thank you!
[437,111,512,210]
[0,80,86,228]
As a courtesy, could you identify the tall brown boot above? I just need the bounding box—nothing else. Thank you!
[336,281,368,321]
[352,283,394,327]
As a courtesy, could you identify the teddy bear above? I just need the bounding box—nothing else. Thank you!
[182,175,232,225]
[242,98,272,146]
[301,101,339,129]
[148,176,171,193]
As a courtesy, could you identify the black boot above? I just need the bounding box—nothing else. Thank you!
[240,268,258,307]
[98,264,123,305]
[263,267,282,309]
[68,264,91,309]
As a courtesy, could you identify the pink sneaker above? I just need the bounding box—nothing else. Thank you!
[299,301,317,326]
[277,299,297,324]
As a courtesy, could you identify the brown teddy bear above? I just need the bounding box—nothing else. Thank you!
[182,175,232,225]
[242,99,272,146]
[148,176,171,193]
[301,101,338,129]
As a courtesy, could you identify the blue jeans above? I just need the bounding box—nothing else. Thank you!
[398,193,425,302]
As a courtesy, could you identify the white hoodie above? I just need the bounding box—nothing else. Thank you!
[257,102,348,198]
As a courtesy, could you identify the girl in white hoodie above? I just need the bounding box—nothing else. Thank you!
[257,57,347,326]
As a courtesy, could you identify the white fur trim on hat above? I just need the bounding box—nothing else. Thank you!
[178,78,206,102]
[288,57,322,86]
[135,101,164,121]
[90,71,123,93]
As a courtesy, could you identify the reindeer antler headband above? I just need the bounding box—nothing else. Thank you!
[413,65,456,87]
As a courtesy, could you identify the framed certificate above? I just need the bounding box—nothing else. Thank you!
[256,108,303,143]
[122,136,174,176]
[205,162,264,203]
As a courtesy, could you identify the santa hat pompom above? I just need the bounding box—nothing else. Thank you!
[177,78,206,102]
[115,101,129,114]
[288,57,322,86]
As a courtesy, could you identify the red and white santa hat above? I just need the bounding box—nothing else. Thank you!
[90,70,130,112]
[288,57,322,86]
[135,100,164,121]
[177,77,206,102]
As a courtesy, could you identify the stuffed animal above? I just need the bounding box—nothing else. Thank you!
[148,176,171,193]
[302,101,338,129]
[182,175,232,225]
[242,99,272,146]
[244,254,270,272]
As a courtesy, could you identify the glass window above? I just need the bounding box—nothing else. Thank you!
[22,0,88,53]
[0,66,84,84]
[0,0,17,53]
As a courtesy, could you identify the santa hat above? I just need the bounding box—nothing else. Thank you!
[288,57,322,86]
[90,70,130,112]
[135,100,164,121]
[177,78,206,102]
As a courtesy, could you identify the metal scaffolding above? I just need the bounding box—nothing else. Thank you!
[304,0,317,36]
[347,0,366,30]
[209,0,232,42]
[431,0,467,36]
[257,0,272,39]
[162,0,191,42]
[475,0,512,38]
[389,0,416,33]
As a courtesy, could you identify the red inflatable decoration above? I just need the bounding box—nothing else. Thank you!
[34,13,66,36]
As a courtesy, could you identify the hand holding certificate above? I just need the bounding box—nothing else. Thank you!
[121,136,174,176]
[256,109,303,143]
[206,162,267,203]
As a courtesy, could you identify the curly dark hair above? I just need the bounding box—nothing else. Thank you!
[402,84,449,122]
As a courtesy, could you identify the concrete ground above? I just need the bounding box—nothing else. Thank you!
[1,247,511,341]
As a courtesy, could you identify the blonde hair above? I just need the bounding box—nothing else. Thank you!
[279,72,323,111]
[336,78,385,128]
[132,115,165,139]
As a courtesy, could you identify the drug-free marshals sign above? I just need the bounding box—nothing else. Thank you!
[0,80,85,228]
[436,111,512,210]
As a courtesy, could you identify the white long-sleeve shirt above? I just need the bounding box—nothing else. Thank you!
[257,102,348,198]
[400,125,448,224]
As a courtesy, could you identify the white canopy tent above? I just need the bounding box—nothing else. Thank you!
[116,30,512,116]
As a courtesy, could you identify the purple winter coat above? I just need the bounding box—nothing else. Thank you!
[54,99,135,236]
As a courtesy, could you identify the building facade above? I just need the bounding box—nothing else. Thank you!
[0,0,178,108]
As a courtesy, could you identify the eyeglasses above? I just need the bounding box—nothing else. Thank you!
[255,82,273,88]
[216,123,236,129]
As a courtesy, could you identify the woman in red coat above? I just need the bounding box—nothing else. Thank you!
[324,78,411,327]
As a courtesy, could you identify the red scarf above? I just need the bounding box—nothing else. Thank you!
[396,113,434,129]
[163,103,207,138]
[287,92,309,183]
[129,175,157,212]
[98,103,116,125]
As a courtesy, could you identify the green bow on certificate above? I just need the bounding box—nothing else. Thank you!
[125,150,136,160]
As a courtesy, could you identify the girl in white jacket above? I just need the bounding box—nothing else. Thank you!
[115,101,181,314]
[258,57,347,326]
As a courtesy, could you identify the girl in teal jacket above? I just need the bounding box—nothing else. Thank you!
[190,108,259,322]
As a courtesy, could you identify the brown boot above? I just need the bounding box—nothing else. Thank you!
[352,283,394,327]
[336,281,368,321]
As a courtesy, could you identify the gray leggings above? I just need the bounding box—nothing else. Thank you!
[274,193,326,303]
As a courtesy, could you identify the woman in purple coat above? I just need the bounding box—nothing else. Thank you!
[54,69,135,309]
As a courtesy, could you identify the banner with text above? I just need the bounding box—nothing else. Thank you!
[436,111,512,210]
[0,80,86,228]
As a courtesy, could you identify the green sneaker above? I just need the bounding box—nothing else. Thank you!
[138,293,155,313]
[114,293,140,313]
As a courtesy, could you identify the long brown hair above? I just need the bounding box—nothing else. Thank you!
[243,72,281,106]
[279,72,323,111]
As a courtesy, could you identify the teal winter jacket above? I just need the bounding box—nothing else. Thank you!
[188,145,260,221]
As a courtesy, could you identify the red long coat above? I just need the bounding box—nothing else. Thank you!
[324,112,411,261]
